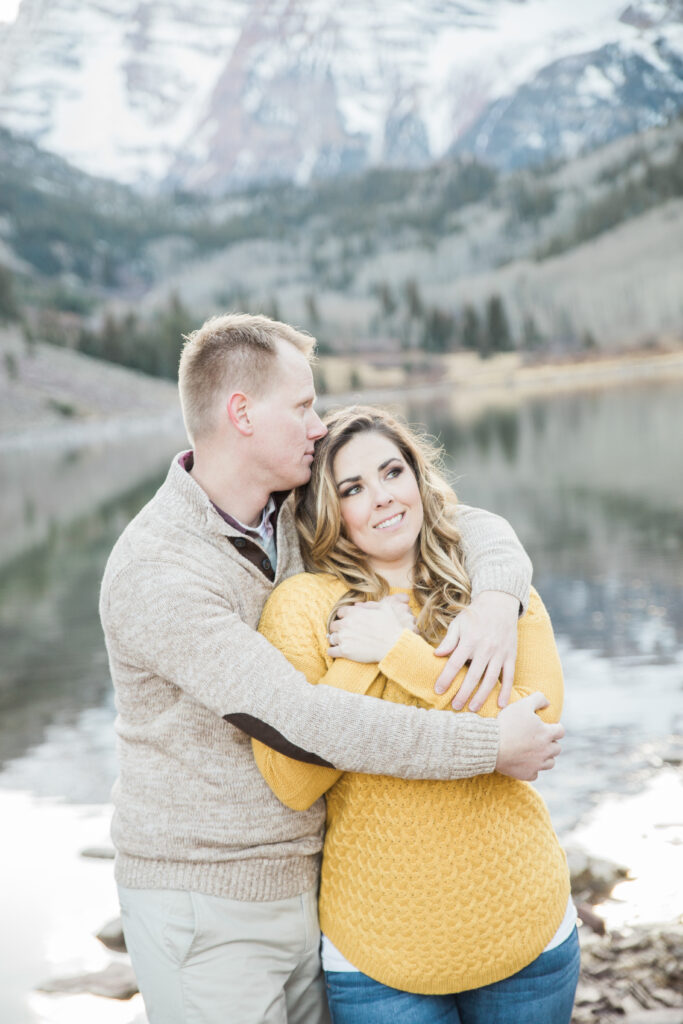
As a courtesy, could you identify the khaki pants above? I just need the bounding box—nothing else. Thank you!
[118,884,330,1024]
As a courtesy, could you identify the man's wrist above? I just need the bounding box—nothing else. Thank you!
[470,588,524,618]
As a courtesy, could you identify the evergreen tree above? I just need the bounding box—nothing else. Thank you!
[262,295,281,322]
[423,307,456,353]
[4,351,18,379]
[460,304,481,352]
[74,292,193,379]
[401,278,425,349]
[521,312,544,351]
[304,292,321,327]
[374,281,397,317]
[486,294,513,352]
[403,278,424,320]
[151,291,195,378]
[0,264,19,323]
[313,366,328,394]
[101,313,124,365]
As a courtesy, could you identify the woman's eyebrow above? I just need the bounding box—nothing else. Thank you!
[336,457,402,488]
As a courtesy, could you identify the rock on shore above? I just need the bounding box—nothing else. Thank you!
[37,962,138,1000]
[573,921,683,1023]
[97,916,127,953]
[567,841,683,1022]
[36,834,681,1019]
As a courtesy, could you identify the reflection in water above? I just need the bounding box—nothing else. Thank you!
[537,574,681,661]
[0,470,168,779]
[0,791,141,1024]
[0,382,681,1023]
[409,383,683,651]
[0,422,185,572]
[437,406,521,464]
[567,770,683,930]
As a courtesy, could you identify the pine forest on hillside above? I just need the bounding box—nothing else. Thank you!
[1,114,682,381]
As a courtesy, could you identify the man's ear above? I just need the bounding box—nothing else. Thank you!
[226,391,253,435]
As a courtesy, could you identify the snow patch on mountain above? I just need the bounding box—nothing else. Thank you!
[0,0,681,190]
[0,0,249,185]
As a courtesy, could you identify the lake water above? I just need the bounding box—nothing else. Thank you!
[1,380,682,1023]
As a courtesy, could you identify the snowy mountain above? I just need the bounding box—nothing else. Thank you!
[0,0,682,192]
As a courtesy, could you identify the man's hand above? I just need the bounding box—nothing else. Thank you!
[496,692,564,781]
[434,591,520,711]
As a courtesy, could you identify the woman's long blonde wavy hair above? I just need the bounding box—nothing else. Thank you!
[294,406,471,644]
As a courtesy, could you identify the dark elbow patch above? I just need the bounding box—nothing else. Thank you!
[224,713,335,768]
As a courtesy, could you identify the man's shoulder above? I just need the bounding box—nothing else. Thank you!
[103,487,174,573]
[100,484,221,605]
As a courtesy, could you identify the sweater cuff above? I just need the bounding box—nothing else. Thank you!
[447,713,500,777]
[320,656,382,696]
[379,630,468,711]
[469,566,531,616]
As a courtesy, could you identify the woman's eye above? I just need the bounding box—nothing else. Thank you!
[340,485,361,498]
[386,466,403,479]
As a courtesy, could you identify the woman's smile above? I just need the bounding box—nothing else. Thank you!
[374,511,405,530]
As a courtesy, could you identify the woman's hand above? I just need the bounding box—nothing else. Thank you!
[327,595,416,663]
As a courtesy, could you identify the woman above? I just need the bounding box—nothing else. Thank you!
[252,406,579,1024]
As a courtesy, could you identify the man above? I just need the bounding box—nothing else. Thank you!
[100,313,563,1024]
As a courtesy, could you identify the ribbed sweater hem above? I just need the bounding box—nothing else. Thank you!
[470,566,531,615]
[115,852,320,902]
[321,877,571,995]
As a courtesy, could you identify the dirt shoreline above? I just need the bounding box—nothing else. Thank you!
[2,327,682,448]
[0,327,182,449]
[317,347,683,412]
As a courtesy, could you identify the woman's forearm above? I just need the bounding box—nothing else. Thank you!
[379,588,563,722]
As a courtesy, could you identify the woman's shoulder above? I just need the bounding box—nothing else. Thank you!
[265,572,347,612]
[260,572,347,643]
[521,586,552,623]
[275,571,346,595]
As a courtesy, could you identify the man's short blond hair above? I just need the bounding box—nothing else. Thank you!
[178,312,316,443]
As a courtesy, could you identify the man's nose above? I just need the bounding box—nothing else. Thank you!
[308,409,327,439]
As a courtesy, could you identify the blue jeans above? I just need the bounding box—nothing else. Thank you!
[324,928,580,1024]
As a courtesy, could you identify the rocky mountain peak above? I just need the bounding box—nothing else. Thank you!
[0,0,681,192]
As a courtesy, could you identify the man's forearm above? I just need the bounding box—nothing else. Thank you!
[104,564,500,782]
[234,690,500,781]
[456,503,532,612]
[227,641,501,781]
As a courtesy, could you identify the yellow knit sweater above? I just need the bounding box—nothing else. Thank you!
[253,574,570,995]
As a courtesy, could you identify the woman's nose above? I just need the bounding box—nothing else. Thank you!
[373,486,392,507]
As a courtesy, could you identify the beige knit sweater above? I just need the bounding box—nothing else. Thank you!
[99,453,532,902]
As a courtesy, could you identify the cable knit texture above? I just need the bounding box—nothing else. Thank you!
[99,453,531,903]
[254,575,570,992]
